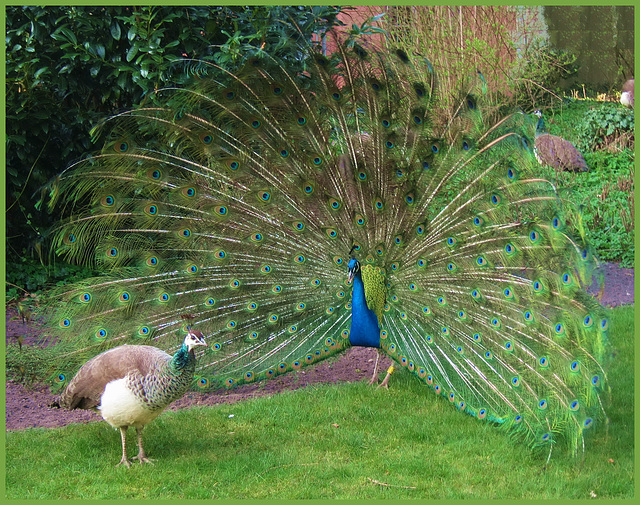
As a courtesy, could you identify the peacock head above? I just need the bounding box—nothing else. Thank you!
[347,257,361,283]
[184,329,207,352]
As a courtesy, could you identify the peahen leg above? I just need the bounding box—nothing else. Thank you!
[132,427,154,465]
[116,426,131,468]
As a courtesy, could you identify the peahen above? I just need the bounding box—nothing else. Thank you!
[58,328,207,467]
[620,79,634,108]
[41,33,608,458]
[533,110,589,172]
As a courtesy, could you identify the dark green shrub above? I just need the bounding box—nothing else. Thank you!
[6,6,344,298]
[6,257,99,304]
[575,104,634,152]
[6,5,344,265]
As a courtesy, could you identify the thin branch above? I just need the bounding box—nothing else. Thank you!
[367,477,417,490]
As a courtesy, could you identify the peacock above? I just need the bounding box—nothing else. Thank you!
[533,110,589,172]
[58,328,207,467]
[40,32,608,459]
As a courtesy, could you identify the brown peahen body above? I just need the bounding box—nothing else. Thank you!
[533,110,589,172]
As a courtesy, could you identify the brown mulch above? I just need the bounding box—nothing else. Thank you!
[5,262,633,431]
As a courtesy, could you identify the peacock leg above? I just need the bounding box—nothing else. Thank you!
[116,426,131,468]
[377,365,395,389]
[368,350,381,385]
[132,427,155,464]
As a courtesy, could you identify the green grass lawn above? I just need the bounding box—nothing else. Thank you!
[5,305,633,499]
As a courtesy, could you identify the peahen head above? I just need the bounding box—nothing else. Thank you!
[171,328,207,371]
[183,329,207,352]
[533,110,546,134]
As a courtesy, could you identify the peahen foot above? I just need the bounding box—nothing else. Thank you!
[132,427,155,464]
[116,457,132,468]
[132,454,155,465]
[115,427,131,468]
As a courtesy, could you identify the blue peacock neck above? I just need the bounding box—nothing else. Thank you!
[348,259,382,348]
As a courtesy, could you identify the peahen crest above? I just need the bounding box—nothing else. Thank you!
[40,32,608,456]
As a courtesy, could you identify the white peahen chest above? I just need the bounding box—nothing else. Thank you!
[99,377,163,429]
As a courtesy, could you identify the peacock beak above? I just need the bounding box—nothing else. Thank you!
[347,270,354,283]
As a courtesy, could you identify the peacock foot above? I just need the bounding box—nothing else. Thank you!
[377,375,391,389]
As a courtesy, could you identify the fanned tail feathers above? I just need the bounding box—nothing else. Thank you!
[40,34,608,454]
